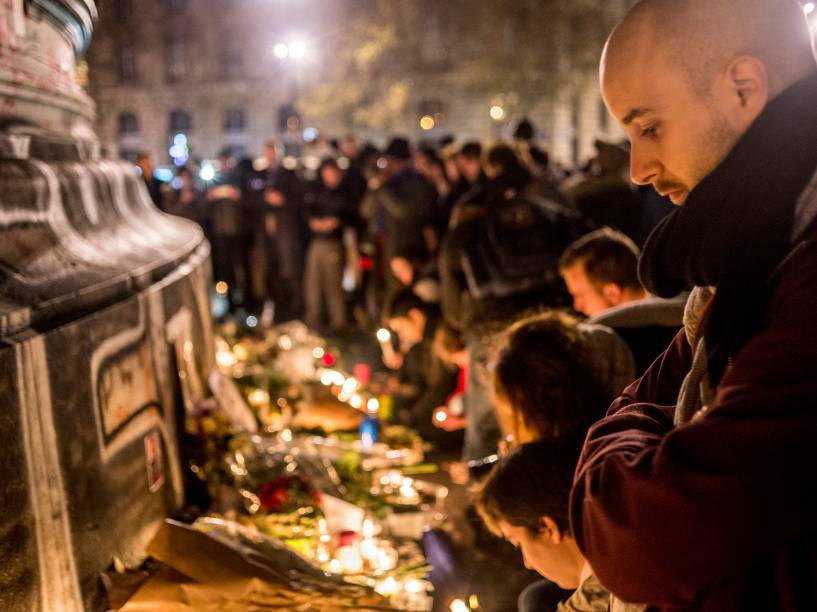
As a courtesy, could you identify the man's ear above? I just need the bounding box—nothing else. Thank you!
[540,516,563,545]
[600,283,623,306]
[725,56,769,122]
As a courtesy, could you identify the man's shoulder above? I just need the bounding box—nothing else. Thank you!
[764,222,817,326]
[589,294,688,330]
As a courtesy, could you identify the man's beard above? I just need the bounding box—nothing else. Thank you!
[689,112,742,192]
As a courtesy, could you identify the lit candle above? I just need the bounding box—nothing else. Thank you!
[342,377,358,396]
[216,349,237,369]
[374,545,398,571]
[450,599,469,612]
[375,576,399,596]
[335,545,363,573]
[248,388,269,407]
[399,477,420,503]
[233,344,250,362]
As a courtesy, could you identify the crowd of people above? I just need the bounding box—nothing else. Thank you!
[147,0,817,610]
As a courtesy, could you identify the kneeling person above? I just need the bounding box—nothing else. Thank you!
[476,440,609,612]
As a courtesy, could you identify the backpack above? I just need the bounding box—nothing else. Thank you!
[461,187,590,299]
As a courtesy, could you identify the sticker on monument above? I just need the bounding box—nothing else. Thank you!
[144,430,165,493]
[98,340,160,441]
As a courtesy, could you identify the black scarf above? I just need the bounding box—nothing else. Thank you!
[639,71,817,385]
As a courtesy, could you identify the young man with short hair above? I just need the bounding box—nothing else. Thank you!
[560,228,685,374]
[559,228,646,318]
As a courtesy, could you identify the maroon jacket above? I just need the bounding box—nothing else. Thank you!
[570,225,817,610]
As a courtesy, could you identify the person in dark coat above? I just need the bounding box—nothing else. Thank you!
[565,139,644,243]
[136,152,165,211]
[303,158,348,334]
[164,165,206,225]
[361,137,435,315]
[383,290,459,447]
[571,1,817,610]
[439,148,586,466]
[260,140,307,322]
[206,150,247,312]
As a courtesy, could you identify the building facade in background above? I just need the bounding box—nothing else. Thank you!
[87,0,632,166]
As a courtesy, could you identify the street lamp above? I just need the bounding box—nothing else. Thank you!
[289,40,306,60]
[273,43,289,59]
[275,41,307,61]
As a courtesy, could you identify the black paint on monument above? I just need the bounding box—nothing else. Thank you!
[0,2,215,610]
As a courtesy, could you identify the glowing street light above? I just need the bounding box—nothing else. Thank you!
[289,40,306,59]
[419,115,435,130]
[805,2,816,15]
[489,104,506,121]
[199,162,215,182]
[274,43,289,59]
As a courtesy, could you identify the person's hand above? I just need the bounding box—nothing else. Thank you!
[445,461,469,485]
[432,407,466,432]
[265,189,285,207]
[382,350,403,370]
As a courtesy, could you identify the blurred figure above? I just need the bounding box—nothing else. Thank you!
[389,244,440,305]
[261,140,307,322]
[431,322,469,433]
[361,137,435,318]
[207,149,246,312]
[136,151,164,211]
[383,291,459,446]
[483,143,539,195]
[414,145,451,231]
[236,156,272,314]
[565,139,644,243]
[303,158,348,335]
[456,141,484,190]
[164,165,205,225]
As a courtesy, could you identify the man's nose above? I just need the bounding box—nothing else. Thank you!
[630,144,660,186]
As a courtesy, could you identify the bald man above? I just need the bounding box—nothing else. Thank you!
[569,1,817,611]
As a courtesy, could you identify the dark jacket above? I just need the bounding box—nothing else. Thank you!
[588,295,686,376]
[570,222,817,611]
[305,181,347,241]
[439,183,576,335]
[365,167,435,262]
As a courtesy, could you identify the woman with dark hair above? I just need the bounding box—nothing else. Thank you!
[490,311,634,447]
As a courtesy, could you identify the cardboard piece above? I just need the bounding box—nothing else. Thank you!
[119,520,394,611]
